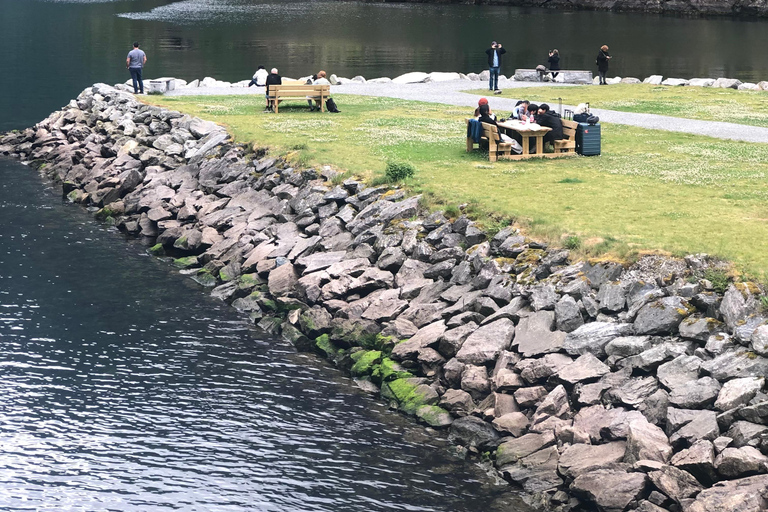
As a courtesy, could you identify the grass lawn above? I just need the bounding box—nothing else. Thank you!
[464,84,768,128]
[147,93,768,278]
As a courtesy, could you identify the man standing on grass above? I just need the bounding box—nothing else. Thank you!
[126,42,147,95]
[485,41,506,94]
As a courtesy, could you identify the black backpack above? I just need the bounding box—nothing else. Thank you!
[326,98,340,113]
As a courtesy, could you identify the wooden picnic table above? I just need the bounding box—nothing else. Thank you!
[496,120,551,159]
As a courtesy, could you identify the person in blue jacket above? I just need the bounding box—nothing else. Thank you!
[485,41,507,93]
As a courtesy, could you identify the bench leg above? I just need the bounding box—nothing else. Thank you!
[321,96,325,113]
[467,137,474,152]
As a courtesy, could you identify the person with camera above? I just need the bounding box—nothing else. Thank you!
[485,41,506,94]
[548,49,560,80]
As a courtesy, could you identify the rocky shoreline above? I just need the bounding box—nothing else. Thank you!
[345,0,768,20]
[2,83,768,512]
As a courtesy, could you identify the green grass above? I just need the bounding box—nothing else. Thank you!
[147,94,768,278]
[465,84,768,128]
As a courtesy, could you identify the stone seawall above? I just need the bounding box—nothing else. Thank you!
[2,83,768,512]
[350,0,768,19]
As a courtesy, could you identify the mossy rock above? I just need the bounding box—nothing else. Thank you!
[191,268,217,287]
[94,207,118,221]
[237,273,261,291]
[173,255,199,269]
[350,350,383,377]
[148,243,165,256]
[316,334,340,358]
[219,268,234,282]
[384,378,438,415]
[415,405,453,428]
[373,357,412,383]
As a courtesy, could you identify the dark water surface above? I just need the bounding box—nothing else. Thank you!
[4,0,768,132]
[0,159,528,510]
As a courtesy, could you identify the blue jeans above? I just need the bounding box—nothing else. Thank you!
[129,67,143,93]
[489,66,500,90]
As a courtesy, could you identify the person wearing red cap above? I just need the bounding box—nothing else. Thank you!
[473,97,495,119]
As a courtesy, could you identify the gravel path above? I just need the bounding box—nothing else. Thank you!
[166,79,768,143]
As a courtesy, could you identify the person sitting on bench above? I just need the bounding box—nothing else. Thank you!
[473,97,495,119]
[478,104,513,143]
[535,103,564,148]
[264,68,282,112]
[306,70,331,111]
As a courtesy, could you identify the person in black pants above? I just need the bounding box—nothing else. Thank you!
[264,68,282,112]
[485,41,507,93]
[596,45,611,85]
[535,103,564,151]
[548,49,560,80]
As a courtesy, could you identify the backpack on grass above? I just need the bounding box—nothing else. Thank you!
[326,98,340,113]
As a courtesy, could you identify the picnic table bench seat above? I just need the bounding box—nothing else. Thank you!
[554,119,578,154]
[268,83,331,113]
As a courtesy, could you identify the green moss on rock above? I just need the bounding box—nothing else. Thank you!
[148,243,165,256]
[385,378,434,415]
[173,255,199,268]
[415,405,453,428]
[350,350,383,376]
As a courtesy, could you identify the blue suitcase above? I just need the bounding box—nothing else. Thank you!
[576,123,601,156]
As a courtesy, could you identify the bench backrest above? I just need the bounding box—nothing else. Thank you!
[270,84,330,97]
[480,122,500,141]
[562,119,578,140]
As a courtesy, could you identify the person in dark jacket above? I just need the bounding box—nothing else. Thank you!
[535,103,564,146]
[264,68,282,112]
[485,41,507,93]
[548,49,560,79]
[596,45,611,85]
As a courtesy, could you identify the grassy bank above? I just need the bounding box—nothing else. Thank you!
[465,84,768,128]
[147,94,768,277]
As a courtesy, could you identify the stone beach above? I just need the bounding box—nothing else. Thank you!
[2,83,768,511]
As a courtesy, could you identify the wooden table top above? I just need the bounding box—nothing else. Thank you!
[496,120,552,134]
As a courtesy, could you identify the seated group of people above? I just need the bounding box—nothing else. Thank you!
[248,66,332,112]
[473,98,564,152]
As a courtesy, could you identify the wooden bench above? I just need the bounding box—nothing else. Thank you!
[553,119,578,154]
[268,83,331,113]
[481,122,515,162]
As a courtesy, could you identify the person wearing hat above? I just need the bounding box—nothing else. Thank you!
[473,97,496,119]
[596,45,611,85]
[485,41,506,94]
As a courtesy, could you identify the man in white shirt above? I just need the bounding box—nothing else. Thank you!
[249,65,268,87]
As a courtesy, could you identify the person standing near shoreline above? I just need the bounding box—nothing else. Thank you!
[485,41,506,94]
[596,45,611,85]
[126,42,147,95]
[548,49,560,79]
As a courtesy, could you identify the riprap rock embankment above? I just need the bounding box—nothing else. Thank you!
[2,83,768,512]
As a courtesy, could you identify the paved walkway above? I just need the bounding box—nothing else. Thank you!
[166,79,768,143]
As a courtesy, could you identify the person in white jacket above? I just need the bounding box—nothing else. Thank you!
[248,65,268,87]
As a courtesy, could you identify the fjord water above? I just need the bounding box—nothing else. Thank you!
[0,164,529,510]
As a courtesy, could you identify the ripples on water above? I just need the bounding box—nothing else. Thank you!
[0,160,530,510]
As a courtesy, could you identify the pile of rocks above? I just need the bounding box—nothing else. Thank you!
[2,84,768,512]
[593,74,768,91]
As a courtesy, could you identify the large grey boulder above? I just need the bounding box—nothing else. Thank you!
[461,364,490,400]
[500,445,563,493]
[715,377,764,411]
[720,283,761,329]
[625,418,673,464]
[668,409,720,447]
[346,196,419,235]
[605,335,652,358]
[670,439,717,485]
[668,376,721,409]
[570,469,648,511]
[713,77,742,89]
[448,416,500,451]
[687,474,768,512]
[701,348,768,380]
[555,294,584,332]
[634,296,693,335]
[496,431,556,466]
[558,442,627,479]
[563,321,635,357]
[715,446,768,478]
[656,355,701,390]
[597,282,626,312]
[648,466,703,504]
[390,320,446,361]
[725,421,768,448]
[557,353,610,385]
[455,318,515,365]
[752,324,768,356]
[267,263,298,297]
[513,311,566,357]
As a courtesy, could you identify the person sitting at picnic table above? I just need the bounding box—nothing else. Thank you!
[478,104,513,142]
[525,103,539,122]
[249,65,268,87]
[512,100,530,120]
[535,103,564,148]
[306,70,331,111]
[474,97,496,119]
[264,68,282,112]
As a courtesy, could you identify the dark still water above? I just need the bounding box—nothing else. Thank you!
[4,0,768,131]
[0,159,529,510]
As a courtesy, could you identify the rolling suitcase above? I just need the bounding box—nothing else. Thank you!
[576,123,601,156]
